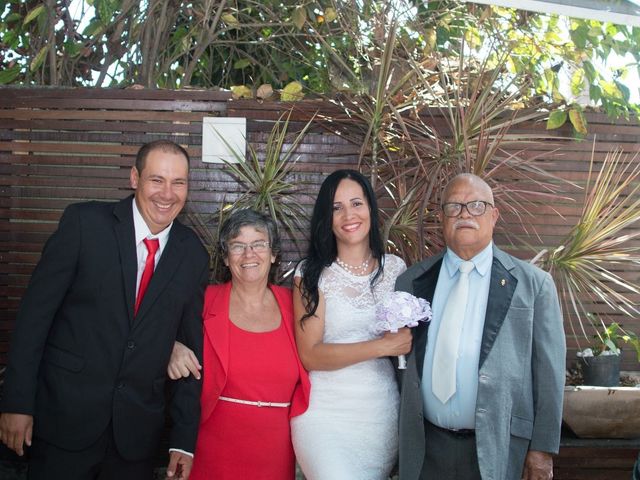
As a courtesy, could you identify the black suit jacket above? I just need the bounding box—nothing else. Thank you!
[0,196,209,460]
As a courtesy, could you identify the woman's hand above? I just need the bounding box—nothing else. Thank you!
[378,328,412,357]
[167,341,202,380]
[294,276,416,370]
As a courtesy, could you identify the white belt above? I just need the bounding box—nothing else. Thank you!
[219,395,290,408]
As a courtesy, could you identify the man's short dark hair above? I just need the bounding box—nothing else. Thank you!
[135,140,190,173]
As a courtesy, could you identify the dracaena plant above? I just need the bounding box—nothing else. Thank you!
[532,146,640,351]
[312,13,567,261]
[220,110,314,242]
[191,110,314,282]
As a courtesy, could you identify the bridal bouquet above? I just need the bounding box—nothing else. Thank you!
[374,291,432,369]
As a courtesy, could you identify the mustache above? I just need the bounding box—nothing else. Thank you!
[453,219,479,230]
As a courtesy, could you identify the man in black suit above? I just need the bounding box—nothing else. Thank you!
[0,140,209,480]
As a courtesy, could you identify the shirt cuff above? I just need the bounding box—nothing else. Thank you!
[168,448,194,458]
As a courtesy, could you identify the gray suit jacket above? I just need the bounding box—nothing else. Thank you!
[395,246,565,480]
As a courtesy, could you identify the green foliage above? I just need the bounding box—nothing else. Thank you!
[0,0,333,88]
[2,1,639,120]
[22,4,44,25]
[0,64,20,84]
[219,111,313,243]
[568,107,588,135]
[310,12,568,261]
[589,319,640,362]
[547,109,567,129]
[533,147,640,347]
[192,111,314,282]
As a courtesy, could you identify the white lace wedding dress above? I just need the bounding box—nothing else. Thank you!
[291,254,407,480]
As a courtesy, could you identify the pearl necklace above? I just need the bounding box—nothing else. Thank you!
[336,254,372,276]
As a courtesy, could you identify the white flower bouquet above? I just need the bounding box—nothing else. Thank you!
[374,291,432,369]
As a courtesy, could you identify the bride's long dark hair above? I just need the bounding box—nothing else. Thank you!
[299,169,385,323]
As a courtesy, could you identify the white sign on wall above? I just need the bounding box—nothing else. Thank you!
[202,117,247,164]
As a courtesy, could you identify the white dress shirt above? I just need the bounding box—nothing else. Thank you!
[132,199,171,296]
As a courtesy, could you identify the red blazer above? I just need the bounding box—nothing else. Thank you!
[200,282,310,423]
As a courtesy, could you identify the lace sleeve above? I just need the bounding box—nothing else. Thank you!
[385,254,407,280]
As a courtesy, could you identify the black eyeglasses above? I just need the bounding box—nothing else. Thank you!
[441,201,494,218]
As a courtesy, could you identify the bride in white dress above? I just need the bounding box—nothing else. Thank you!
[292,170,412,480]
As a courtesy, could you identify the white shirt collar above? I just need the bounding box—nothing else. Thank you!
[132,197,172,248]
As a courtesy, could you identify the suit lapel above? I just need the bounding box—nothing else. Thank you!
[411,257,442,379]
[479,247,517,368]
[113,196,137,324]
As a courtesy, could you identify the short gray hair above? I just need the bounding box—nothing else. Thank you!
[218,209,282,282]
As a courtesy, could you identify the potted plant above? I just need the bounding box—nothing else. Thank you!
[530,147,640,439]
[531,147,640,373]
[562,320,640,439]
[578,319,640,387]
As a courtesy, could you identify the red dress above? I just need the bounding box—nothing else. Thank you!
[190,319,299,479]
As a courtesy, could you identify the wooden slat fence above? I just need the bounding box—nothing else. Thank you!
[1,87,640,375]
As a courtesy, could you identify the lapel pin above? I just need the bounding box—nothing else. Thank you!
[500,279,506,286]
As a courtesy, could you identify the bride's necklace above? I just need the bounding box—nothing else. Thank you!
[336,253,372,276]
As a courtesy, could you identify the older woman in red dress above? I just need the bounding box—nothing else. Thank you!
[168,209,309,479]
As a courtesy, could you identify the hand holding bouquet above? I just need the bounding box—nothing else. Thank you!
[374,291,432,369]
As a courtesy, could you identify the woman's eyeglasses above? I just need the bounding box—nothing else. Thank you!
[227,240,271,255]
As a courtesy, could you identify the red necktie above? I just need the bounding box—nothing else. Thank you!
[135,238,160,315]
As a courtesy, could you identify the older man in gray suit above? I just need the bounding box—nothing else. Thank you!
[395,174,565,480]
